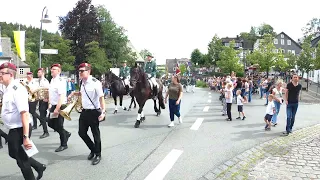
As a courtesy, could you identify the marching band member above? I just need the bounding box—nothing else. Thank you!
[0,62,46,180]
[0,82,8,149]
[48,64,71,152]
[37,68,50,139]
[68,63,105,165]
[26,72,40,130]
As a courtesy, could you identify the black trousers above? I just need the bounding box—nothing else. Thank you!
[48,105,69,147]
[28,101,40,128]
[0,128,8,147]
[227,103,232,120]
[79,109,101,156]
[8,124,43,180]
[38,100,49,133]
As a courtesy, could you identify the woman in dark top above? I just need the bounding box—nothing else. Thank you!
[165,75,183,127]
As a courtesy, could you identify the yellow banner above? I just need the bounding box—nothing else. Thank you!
[13,31,26,61]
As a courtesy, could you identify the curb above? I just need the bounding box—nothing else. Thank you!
[201,124,320,180]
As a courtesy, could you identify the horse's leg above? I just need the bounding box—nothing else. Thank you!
[134,101,145,128]
[153,99,160,116]
[128,97,133,111]
[141,110,145,122]
[133,98,137,108]
[119,95,127,111]
[113,95,118,114]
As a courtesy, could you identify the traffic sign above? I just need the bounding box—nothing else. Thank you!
[40,49,58,54]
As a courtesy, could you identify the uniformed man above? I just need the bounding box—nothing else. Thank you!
[68,63,105,165]
[144,53,158,98]
[119,60,130,94]
[26,72,40,130]
[0,62,46,179]
[48,64,71,152]
[37,68,50,139]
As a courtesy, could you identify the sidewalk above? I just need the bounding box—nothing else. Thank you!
[201,124,320,180]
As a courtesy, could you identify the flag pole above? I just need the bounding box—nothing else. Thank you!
[17,25,20,78]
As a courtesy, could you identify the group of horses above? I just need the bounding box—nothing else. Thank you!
[105,63,165,128]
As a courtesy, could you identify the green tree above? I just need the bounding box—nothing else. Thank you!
[274,51,288,72]
[190,49,203,66]
[315,45,320,69]
[217,40,242,74]
[59,0,101,67]
[139,49,153,60]
[285,53,297,70]
[85,41,111,76]
[179,64,187,76]
[297,35,316,91]
[302,18,320,37]
[207,35,223,70]
[258,23,277,37]
[239,26,259,45]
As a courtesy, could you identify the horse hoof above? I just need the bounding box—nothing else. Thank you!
[134,120,140,128]
[128,108,131,111]
[114,110,117,114]
[157,112,161,116]
[141,117,146,121]
[123,107,127,111]
[134,106,137,109]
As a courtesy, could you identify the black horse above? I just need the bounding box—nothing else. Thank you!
[105,71,136,113]
[130,64,165,128]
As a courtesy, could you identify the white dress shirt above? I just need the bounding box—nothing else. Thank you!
[38,77,50,88]
[49,76,67,105]
[2,80,31,129]
[26,79,39,92]
[80,76,104,109]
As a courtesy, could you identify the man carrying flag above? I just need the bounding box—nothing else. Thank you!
[175,63,181,75]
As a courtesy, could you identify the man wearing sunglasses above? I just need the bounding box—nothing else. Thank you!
[0,62,46,180]
[68,63,105,165]
[48,64,71,152]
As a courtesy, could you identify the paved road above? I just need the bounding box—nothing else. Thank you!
[0,88,319,180]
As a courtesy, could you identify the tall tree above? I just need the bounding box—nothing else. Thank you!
[297,35,316,91]
[285,53,298,70]
[217,41,242,74]
[315,45,320,69]
[59,0,101,68]
[190,49,203,66]
[239,26,259,45]
[85,41,111,76]
[97,5,134,67]
[273,51,288,72]
[139,49,152,60]
[302,18,320,37]
[207,35,223,70]
[258,23,277,37]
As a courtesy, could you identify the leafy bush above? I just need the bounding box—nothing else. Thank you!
[196,80,207,88]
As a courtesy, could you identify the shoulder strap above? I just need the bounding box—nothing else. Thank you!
[82,80,97,109]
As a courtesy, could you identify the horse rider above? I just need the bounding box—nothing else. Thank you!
[119,60,130,94]
[144,53,158,99]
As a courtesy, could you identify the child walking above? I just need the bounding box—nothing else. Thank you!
[264,94,276,131]
[236,90,246,120]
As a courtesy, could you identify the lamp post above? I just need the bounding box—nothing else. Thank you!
[39,6,52,68]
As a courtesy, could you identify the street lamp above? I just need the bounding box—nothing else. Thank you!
[39,6,52,68]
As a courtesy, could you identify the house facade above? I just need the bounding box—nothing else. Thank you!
[273,32,302,55]
[0,37,30,80]
[221,36,254,51]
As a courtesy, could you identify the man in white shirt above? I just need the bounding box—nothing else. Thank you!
[68,63,105,165]
[37,68,50,139]
[26,72,40,130]
[48,64,71,152]
[0,62,46,179]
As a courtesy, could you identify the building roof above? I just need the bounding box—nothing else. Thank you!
[276,32,302,49]
[221,36,254,50]
[311,35,320,47]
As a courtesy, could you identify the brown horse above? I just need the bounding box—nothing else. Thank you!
[130,64,165,128]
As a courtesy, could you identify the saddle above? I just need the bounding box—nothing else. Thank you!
[148,79,159,90]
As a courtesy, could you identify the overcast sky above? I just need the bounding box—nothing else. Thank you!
[1,0,319,64]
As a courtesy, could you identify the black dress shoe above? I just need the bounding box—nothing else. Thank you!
[32,126,37,130]
[39,133,49,139]
[55,146,68,152]
[92,155,101,165]
[0,145,3,149]
[87,152,94,160]
[36,164,46,180]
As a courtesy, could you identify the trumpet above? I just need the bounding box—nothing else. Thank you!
[60,94,82,120]
[20,82,37,102]
[34,87,49,100]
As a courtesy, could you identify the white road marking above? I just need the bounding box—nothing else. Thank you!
[208,92,211,94]
[209,96,212,98]
[208,99,211,103]
[203,106,209,112]
[190,118,204,130]
[144,149,183,180]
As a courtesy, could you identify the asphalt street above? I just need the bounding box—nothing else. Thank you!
[0,88,320,180]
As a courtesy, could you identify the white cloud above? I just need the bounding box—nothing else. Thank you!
[1,0,319,64]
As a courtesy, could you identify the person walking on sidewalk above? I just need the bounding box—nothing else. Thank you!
[236,90,246,120]
[283,74,302,136]
[271,79,285,126]
[165,75,183,127]
[264,94,276,131]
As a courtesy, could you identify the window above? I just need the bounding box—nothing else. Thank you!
[225,43,229,47]
[281,34,284,38]
[288,50,291,54]
[19,68,24,75]
[281,39,284,45]
[274,49,278,53]
[274,39,278,44]
[287,40,291,45]
[291,50,295,55]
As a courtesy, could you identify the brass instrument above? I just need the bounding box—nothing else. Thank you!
[34,88,49,100]
[60,95,82,120]
[20,82,37,102]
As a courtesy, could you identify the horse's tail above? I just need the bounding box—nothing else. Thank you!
[158,92,165,109]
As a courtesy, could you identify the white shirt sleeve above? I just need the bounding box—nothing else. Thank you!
[57,79,66,95]
[43,79,50,88]
[13,85,29,113]
[95,81,104,98]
